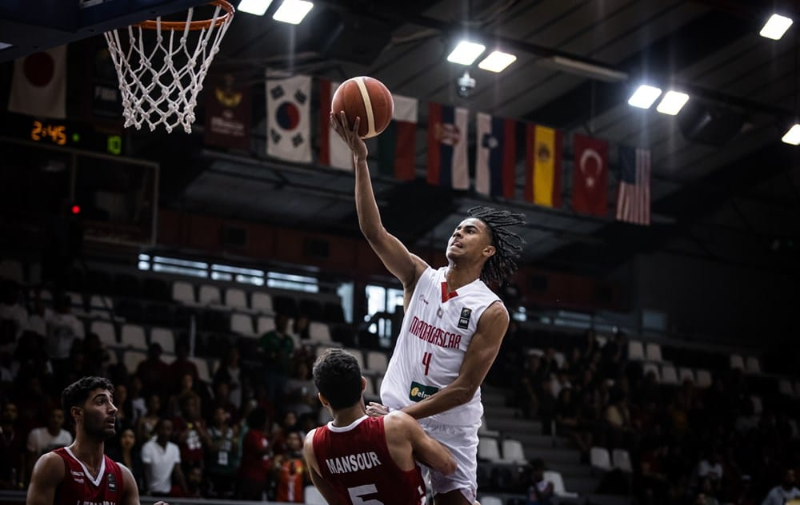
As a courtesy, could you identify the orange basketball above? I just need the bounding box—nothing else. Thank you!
[331,76,394,139]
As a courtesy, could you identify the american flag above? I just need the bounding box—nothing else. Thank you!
[615,146,651,225]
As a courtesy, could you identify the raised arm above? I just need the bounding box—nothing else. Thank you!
[383,411,456,476]
[402,302,509,420]
[330,112,427,290]
[303,429,342,505]
[26,452,63,505]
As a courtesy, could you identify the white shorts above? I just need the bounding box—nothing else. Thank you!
[418,419,479,503]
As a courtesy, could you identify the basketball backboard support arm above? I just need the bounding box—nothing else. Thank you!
[0,0,215,63]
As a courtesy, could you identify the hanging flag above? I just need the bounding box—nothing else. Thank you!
[427,103,469,190]
[524,124,562,207]
[378,94,418,181]
[475,112,516,198]
[572,133,609,217]
[616,146,651,226]
[319,79,353,170]
[266,73,311,163]
[204,73,252,150]
[8,45,68,119]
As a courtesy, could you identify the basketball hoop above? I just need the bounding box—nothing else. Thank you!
[103,0,235,133]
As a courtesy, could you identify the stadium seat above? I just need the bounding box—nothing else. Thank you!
[660,365,678,385]
[251,292,274,315]
[257,316,275,335]
[480,496,503,505]
[628,340,645,360]
[696,369,712,388]
[501,438,527,464]
[309,322,332,344]
[730,354,744,370]
[479,415,501,438]
[189,357,211,382]
[224,288,249,311]
[590,446,613,471]
[172,281,196,304]
[751,395,763,415]
[90,320,117,347]
[123,350,147,374]
[120,324,147,350]
[643,362,660,382]
[343,348,365,370]
[365,350,388,375]
[304,486,326,505]
[678,367,695,384]
[779,379,794,396]
[198,284,222,306]
[612,449,633,472]
[645,342,662,362]
[89,295,114,320]
[745,356,760,374]
[230,313,255,335]
[543,470,579,498]
[478,437,501,462]
[150,327,175,354]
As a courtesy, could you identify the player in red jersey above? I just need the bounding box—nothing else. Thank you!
[304,349,456,505]
[26,376,168,505]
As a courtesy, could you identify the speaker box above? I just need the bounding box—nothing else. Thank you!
[677,100,745,147]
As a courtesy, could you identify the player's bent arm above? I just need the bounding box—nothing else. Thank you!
[402,302,509,420]
[385,411,456,476]
[303,429,342,505]
[26,452,64,505]
[119,463,168,505]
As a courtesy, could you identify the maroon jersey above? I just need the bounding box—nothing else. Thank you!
[312,416,426,505]
[53,447,125,505]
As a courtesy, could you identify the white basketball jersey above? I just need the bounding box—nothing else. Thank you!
[380,266,501,426]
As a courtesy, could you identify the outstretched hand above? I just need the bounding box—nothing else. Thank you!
[330,111,368,162]
[366,402,391,417]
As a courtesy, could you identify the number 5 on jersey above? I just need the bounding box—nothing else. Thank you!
[422,352,432,375]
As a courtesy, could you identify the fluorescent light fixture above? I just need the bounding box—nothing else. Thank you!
[539,55,628,82]
[760,14,793,40]
[656,91,690,115]
[273,0,313,24]
[0,42,12,51]
[782,124,800,145]
[447,41,486,65]
[478,51,517,72]
[628,85,662,109]
[238,0,273,16]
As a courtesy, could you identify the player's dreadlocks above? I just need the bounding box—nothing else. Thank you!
[468,206,525,286]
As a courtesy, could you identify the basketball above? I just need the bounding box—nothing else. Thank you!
[331,76,394,139]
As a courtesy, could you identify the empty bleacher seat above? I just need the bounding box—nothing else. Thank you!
[779,379,794,396]
[628,340,645,360]
[120,324,147,350]
[343,348,365,370]
[251,292,274,315]
[224,288,248,311]
[230,313,255,335]
[745,356,760,374]
[304,485,326,505]
[150,327,175,354]
[612,448,633,472]
[90,320,117,347]
[645,343,662,362]
[660,365,678,385]
[257,316,275,334]
[590,446,612,471]
[365,350,388,375]
[751,395,763,414]
[172,281,196,304]
[696,369,712,388]
[309,322,332,344]
[89,295,114,319]
[0,259,24,283]
[501,438,527,464]
[730,354,744,370]
[67,292,85,313]
[123,350,147,374]
[678,368,695,384]
[198,284,222,306]
[477,437,501,462]
[479,496,503,505]
[189,357,211,382]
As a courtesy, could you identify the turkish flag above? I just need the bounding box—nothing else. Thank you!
[572,133,608,217]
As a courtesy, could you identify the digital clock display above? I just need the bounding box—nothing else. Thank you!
[13,117,124,155]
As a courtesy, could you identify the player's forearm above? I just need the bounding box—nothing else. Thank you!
[354,156,384,242]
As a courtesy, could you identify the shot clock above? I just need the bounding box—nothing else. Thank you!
[13,117,124,155]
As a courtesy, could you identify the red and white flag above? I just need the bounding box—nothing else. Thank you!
[8,45,67,119]
[572,133,608,217]
[615,146,651,226]
[266,73,311,163]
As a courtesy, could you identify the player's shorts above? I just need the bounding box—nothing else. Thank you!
[418,418,479,503]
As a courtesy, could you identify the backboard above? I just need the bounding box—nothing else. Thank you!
[0,0,213,63]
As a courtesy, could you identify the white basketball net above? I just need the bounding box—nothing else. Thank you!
[103,4,233,133]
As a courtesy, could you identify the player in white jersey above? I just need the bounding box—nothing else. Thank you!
[331,111,525,505]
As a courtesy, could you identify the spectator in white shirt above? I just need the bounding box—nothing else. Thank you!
[26,407,73,477]
[0,280,27,352]
[141,418,187,497]
[44,294,83,381]
[762,469,800,505]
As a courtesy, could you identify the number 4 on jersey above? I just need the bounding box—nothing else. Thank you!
[422,352,432,376]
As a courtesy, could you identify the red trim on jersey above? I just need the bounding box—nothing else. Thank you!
[440,282,459,303]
